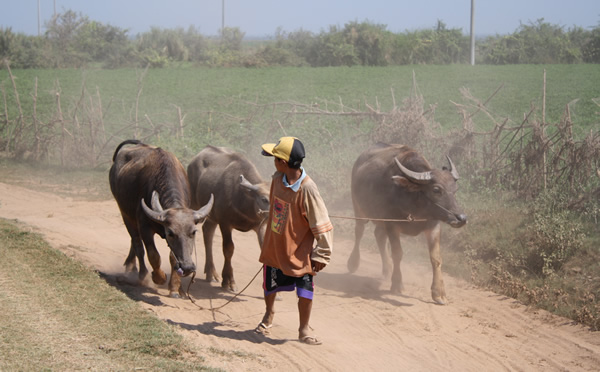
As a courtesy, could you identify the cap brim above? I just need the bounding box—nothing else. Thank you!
[261,143,275,156]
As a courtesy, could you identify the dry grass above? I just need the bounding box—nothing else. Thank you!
[0,218,218,371]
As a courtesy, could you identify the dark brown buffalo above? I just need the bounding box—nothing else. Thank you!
[187,145,270,292]
[109,139,213,297]
[348,143,467,305]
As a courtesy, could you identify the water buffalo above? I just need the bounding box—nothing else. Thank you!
[109,139,214,297]
[187,145,270,292]
[348,143,467,305]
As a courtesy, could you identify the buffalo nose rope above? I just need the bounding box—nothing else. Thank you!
[185,265,263,312]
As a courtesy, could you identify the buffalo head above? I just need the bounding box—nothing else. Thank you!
[239,174,270,217]
[141,190,214,276]
[392,156,467,228]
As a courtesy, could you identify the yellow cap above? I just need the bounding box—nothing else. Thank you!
[261,136,305,167]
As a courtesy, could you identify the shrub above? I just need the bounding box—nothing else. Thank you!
[523,189,585,276]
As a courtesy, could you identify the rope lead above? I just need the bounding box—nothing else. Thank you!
[186,265,263,312]
[328,214,426,222]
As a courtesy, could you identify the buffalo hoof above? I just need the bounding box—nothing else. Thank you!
[152,270,167,285]
[222,281,237,293]
[390,287,403,295]
[347,252,360,273]
[390,283,405,295]
[169,291,181,299]
[137,270,149,283]
[431,287,447,305]
[432,295,448,305]
[124,262,137,273]
[205,270,220,283]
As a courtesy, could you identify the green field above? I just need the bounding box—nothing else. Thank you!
[3,64,598,135]
[3,64,598,194]
[2,64,599,211]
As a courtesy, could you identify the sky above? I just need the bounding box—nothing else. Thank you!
[1,0,599,38]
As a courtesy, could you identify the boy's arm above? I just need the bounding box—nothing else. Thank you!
[303,181,333,265]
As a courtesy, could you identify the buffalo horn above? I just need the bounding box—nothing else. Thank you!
[141,192,166,223]
[395,157,432,183]
[239,175,259,192]
[446,156,460,180]
[150,190,164,212]
[193,194,215,224]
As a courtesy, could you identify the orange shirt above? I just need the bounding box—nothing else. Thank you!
[259,171,333,277]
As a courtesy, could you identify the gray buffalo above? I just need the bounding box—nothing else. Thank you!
[348,143,467,305]
[109,139,213,297]
[187,145,269,292]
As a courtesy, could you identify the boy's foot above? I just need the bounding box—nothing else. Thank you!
[299,335,322,345]
[254,322,272,335]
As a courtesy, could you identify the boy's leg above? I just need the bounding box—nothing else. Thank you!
[298,296,312,336]
[262,292,277,326]
[256,291,276,334]
[298,296,321,345]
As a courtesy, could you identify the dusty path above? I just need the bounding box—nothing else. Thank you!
[1,181,599,371]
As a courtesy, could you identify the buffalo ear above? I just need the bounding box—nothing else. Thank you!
[392,175,421,192]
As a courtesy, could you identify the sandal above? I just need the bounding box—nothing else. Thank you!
[299,335,322,345]
[255,322,272,335]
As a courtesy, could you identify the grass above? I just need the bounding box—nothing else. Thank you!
[0,218,219,371]
[442,189,600,331]
[0,156,112,200]
[2,64,598,137]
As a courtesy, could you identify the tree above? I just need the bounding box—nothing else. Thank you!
[342,21,390,66]
[220,27,244,52]
[582,24,600,63]
[481,19,584,64]
[76,21,132,68]
[45,10,89,67]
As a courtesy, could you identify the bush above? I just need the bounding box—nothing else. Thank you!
[524,190,585,276]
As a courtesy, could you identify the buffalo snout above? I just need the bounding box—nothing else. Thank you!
[449,213,468,228]
[173,261,196,277]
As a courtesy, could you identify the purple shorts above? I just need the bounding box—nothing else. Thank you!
[262,265,314,300]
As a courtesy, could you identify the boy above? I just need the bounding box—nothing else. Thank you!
[256,136,333,345]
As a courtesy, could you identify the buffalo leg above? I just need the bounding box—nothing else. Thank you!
[425,223,447,305]
[127,237,146,278]
[140,230,167,285]
[347,219,368,273]
[374,223,391,279]
[124,238,139,273]
[122,219,147,279]
[202,219,220,282]
[220,225,237,292]
[387,224,404,294]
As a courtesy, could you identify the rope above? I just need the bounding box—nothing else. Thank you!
[328,214,426,222]
[185,265,263,312]
[182,211,431,311]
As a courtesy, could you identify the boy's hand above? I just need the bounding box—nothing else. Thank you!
[311,260,326,273]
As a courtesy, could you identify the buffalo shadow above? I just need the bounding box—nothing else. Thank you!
[316,271,426,307]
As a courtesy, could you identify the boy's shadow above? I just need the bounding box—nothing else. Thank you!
[169,320,288,345]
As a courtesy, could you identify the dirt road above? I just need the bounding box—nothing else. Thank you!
[1,181,599,371]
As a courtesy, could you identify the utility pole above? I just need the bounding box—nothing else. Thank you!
[38,0,41,36]
[222,0,225,38]
[470,0,475,65]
